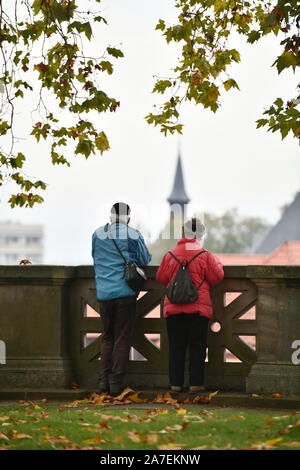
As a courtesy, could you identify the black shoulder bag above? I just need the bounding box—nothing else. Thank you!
[108,225,147,291]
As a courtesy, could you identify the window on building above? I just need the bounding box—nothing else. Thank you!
[26,237,41,245]
[5,254,18,262]
[5,236,19,244]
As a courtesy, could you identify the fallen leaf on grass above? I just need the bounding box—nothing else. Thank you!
[270,393,283,398]
[43,432,71,445]
[191,445,216,450]
[113,436,123,443]
[146,408,168,415]
[146,433,158,444]
[157,443,184,450]
[280,419,300,434]
[175,408,187,415]
[265,437,283,446]
[128,392,148,404]
[0,433,9,441]
[192,390,219,404]
[279,441,300,448]
[151,392,179,407]
[86,427,105,433]
[165,424,183,432]
[11,433,32,440]
[127,430,142,444]
[63,444,83,450]
[0,417,10,422]
[243,437,282,450]
[250,393,263,398]
[115,387,134,401]
[182,421,190,430]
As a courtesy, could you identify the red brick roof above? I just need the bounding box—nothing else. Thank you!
[216,241,300,265]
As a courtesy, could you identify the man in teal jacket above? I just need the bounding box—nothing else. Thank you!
[92,202,152,395]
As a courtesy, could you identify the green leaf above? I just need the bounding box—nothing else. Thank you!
[156,19,166,31]
[230,50,241,63]
[152,80,172,94]
[256,119,268,129]
[107,47,124,58]
[68,21,92,40]
[94,16,108,24]
[247,31,261,44]
[223,79,240,91]
[95,132,110,155]
[274,52,299,74]
[75,139,94,159]
[100,61,113,74]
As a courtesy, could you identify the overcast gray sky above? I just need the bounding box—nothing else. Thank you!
[0,0,299,265]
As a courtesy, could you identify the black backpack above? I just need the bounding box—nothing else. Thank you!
[166,250,207,304]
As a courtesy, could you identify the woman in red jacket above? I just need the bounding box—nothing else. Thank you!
[156,218,224,393]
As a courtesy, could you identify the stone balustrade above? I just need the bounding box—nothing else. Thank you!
[0,265,299,395]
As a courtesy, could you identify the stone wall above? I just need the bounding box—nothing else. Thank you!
[0,265,299,395]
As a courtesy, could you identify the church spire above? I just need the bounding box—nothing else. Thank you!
[167,151,190,211]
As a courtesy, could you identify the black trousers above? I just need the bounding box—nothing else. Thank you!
[166,313,209,387]
[98,296,136,390]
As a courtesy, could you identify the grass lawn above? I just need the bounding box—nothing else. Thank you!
[0,401,299,451]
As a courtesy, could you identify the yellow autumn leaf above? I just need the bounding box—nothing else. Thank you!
[165,424,183,432]
[114,387,134,401]
[129,392,147,403]
[146,433,158,444]
[127,431,142,444]
[157,443,183,450]
[175,408,187,415]
[12,433,32,439]
[265,437,282,446]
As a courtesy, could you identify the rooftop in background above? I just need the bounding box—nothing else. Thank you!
[255,192,300,254]
[217,241,300,265]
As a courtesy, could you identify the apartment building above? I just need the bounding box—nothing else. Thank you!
[0,222,44,265]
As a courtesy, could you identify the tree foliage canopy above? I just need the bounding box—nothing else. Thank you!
[0,0,122,207]
[146,0,300,140]
[0,1,299,208]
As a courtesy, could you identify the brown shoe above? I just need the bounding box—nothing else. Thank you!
[189,385,205,393]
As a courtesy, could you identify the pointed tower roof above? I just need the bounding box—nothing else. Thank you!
[255,192,300,254]
[167,152,190,206]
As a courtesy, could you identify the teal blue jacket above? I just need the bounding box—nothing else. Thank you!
[92,222,152,301]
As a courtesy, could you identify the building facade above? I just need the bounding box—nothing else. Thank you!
[0,222,44,265]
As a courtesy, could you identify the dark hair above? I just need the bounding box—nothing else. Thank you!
[111,202,131,217]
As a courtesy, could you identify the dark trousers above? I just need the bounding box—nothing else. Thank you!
[98,296,136,391]
[166,313,209,387]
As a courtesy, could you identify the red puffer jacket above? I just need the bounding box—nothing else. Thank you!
[156,238,224,319]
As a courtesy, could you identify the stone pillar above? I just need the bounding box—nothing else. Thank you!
[246,266,300,396]
[0,266,75,389]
